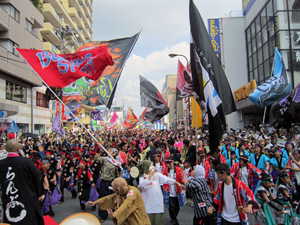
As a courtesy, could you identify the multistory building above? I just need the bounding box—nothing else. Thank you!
[0,0,51,136]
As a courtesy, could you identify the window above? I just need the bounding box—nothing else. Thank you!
[6,81,27,103]
[4,4,20,22]
[25,19,33,33]
[0,39,19,55]
[36,91,48,108]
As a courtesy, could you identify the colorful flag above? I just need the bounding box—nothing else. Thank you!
[176,60,194,100]
[292,82,300,103]
[140,75,169,123]
[7,121,19,134]
[62,32,140,108]
[189,0,236,154]
[124,108,138,129]
[110,111,118,124]
[90,110,103,121]
[17,47,113,88]
[249,48,293,108]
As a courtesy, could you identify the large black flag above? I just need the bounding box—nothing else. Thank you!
[140,75,169,123]
[62,32,140,109]
[189,0,236,154]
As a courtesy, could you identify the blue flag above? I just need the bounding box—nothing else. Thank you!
[7,121,19,133]
[249,48,292,108]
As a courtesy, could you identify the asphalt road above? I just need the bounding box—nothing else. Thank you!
[51,190,196,225]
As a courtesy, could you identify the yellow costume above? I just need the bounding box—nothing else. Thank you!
[95,178,150,225]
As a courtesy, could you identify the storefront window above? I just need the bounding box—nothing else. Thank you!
[34,124,44,136]
[17,123,29,137]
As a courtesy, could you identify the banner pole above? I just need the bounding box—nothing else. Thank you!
[16,48,123,170]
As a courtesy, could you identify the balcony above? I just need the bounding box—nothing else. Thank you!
[43,42,60,54]
[46,0,76,31]
[69,0,80,11]
[85,0,93,13]
[41,22,61,47]
[67,7,81,26]
[0,7,9,32]
[42,3,62,28]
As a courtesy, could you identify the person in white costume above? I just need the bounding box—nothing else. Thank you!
[139,164,185,225]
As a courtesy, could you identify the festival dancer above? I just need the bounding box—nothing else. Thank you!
[75,159,98,212]
[249,144,270,191]
[207,163,259,225]
[269,147,288,184]
[95,147,122,223]
[253,172,285,225]
[86,177,151,225]
[60,153,77,202]
[226,151,239,168]
[276,171,295,225]
[183,165,214,225]
[42,159,57,217]
[162,157,185,225]
[230,155,261,192]
[139,162,184,225]
[152,150,167,174]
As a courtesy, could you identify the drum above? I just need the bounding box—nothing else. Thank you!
[129,166,139,178]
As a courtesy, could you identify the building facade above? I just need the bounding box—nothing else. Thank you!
[41,0,94,130]
[162,74,183,128]
[0,0,52,136]
[215,0,300,129]
[41,0,93,54]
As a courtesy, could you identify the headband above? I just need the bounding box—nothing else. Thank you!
[240,156,248,161]
[80,160,88,166]
[261,176,273,183]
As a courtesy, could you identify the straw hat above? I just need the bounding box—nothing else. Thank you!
[60,213,100,225]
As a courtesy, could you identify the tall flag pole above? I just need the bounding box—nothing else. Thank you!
[17,50,122,171]
[189,0,236,155]
[140,75,169,123]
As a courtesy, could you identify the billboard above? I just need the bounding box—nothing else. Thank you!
[243,0,256,16]
[208,18,221,63]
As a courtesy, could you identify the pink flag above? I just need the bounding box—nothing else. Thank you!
[110,111,118,123]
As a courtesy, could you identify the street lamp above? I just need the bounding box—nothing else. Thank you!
[169,53,189,68]
[169,53,190,136]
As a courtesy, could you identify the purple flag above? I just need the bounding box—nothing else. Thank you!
[50,186,62,205]
[293,83,300,103]
[52,114,61,133]
[42,191,51,214]
[91,110,103,121]
[96,174,101,190]
[68,174,75,192]
[110,111,118,123]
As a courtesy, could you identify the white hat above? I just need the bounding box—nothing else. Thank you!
[60,213,100,225]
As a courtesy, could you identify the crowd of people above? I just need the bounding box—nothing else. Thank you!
[1,124,300,225]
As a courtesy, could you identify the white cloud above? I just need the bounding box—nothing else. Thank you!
[115,42,189,116]
[92,0,242,117]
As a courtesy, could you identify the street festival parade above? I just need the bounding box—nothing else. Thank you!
[4,1,300,225]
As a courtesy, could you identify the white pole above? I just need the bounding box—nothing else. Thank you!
[16,49,122,170]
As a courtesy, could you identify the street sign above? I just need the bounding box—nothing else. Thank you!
[0,111,4,118]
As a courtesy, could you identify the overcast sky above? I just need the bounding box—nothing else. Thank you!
[92,0,242,117]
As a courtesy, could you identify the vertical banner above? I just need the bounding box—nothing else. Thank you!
[191,97,202,128]
[208,19,221,63]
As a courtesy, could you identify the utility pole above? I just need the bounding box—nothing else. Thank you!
[55,25,75,122]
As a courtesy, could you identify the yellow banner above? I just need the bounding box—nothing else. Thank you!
[191,97,202,128]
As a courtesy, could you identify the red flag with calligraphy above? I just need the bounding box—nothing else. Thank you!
[124,108,138,129]
[17,47,113,88]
